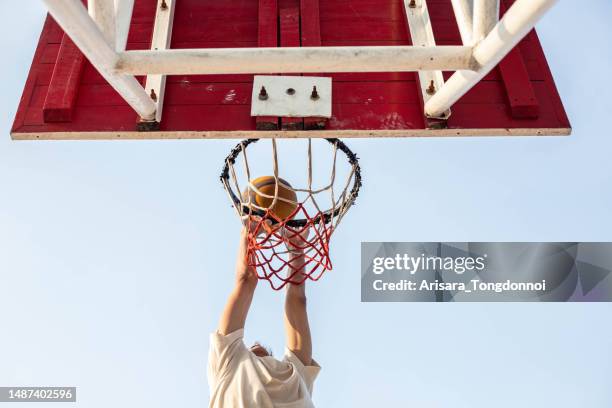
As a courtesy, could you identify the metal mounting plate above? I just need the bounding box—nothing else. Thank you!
[250,75,332,118]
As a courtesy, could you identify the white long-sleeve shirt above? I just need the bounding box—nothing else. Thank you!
[208,329,321,408]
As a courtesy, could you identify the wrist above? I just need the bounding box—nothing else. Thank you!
[236,271,258,288]
[286,280,306,295]
[286,288,307,305]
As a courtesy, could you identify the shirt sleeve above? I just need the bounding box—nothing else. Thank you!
[207,329,247,389]
[283,348,321,394]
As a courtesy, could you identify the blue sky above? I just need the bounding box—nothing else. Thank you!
[1,2,611,407]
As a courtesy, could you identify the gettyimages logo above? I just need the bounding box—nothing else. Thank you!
[361,243,612,302]
[372,253,487,275]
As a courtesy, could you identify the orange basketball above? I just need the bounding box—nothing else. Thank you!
[242,176,298,220]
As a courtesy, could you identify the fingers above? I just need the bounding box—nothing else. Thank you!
[243,216,275,238]
[244,215,312,254]
[282,225,311,254]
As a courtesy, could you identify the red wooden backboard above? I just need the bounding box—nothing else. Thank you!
[11,0,570,140]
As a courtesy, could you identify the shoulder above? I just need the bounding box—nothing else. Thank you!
[208,329,248,365]
[283,348,321,391]
[210,329,245,348]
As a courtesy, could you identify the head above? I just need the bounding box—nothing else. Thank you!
[250,342,272,358]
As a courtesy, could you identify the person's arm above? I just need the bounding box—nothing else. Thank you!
[218,227,259,335]
[284,249,313,366]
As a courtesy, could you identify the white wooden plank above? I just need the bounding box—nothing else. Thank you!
[473,0,500,42]
[88,0,116,45]
[450,0,474,45]
[11,128,572,141]
[143,0,176,123]
[115,46,474,75]
[404,0,451,119]
[114,0,134,51]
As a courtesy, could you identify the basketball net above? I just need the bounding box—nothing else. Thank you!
[221,138,361,290]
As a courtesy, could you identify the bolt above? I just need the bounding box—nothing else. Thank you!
[409,0,417,8]
[258,86,269,101]
[426,80,436,95]
[310,86,320,100]
[161,0,168,10]
[150,89,158,102]
[286,88,296,96]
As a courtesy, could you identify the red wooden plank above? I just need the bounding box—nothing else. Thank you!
[333,82,420,104]
[279,1,303,130]
[320,22,409,42]
[81,65,255,85]
[166,74,255,84]
[258,0,278,46]
[11,16,57,134]
[498,0,539,119]
[160,105,255,131]
[300,0,321,46]
[448,83,561,129]
[163,83,252,106]
[23,104,137,129]
[498,49,540,118]
[521,21,571,128]
[256,0,279,130]
[174,2,258,21]
[320,1,404,21]
[301,0,327,130]
[329,72,416,82]
[328,103,424,130]
[46,17,64,44]
[41,44,61,63]
[34,65,54,86]
[44,82,255,109]
[133,21,259,44]
[30,86,50,108]
[43,34,86,122]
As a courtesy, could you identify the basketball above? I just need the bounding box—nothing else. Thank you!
[242,176,298,220]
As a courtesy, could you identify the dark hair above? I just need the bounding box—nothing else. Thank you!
[251,342,273,357]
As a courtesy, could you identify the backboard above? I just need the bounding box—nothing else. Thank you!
[11,0,570,140]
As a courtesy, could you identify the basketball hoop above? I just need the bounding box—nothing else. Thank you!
[221,138,362,290]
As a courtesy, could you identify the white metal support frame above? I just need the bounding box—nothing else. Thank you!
[403,0,450,120]
[88,0,116,46]
[143,0,176,124]
[39,0,559,128]
[42,0,156,120]
[114,0,135,51]
[450,0,474,45]
[473,0,500,43]
[115,46,474,75]
[425,0,558,118]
